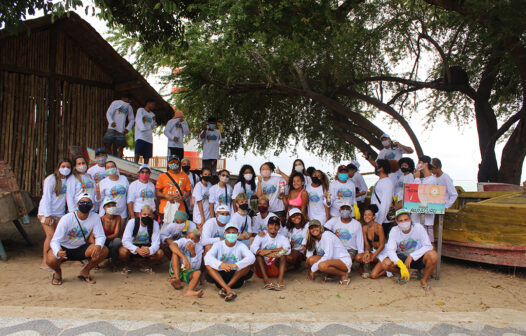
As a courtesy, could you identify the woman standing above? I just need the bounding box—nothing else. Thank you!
[127,164,156,219]
[66,155,95,212]
[232,165,257,212]
[209,169,233,217]
[97,161,129,223]
[283,172,309,217]
[256,162,287,222]
[306,170,330,225]
[192,168,212,230]
[38,158,72,270]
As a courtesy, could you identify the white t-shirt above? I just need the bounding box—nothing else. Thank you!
[250,231,291,260]
[106,99,134,133]
[192,181,211,224]
[396,173,415,201]
[385,224,433,262]
[233,181,256,203]
[389,170,403,201]
[324,217,364,253]
[370,177,395,224]
[175,237,203,270]
[285,226,308,251]
[98,175,129,217]
[127,180,156,213]
[204,240,255,271]
[253,211,277,234]
[305,231,352,272]
[352,172,368,203]
[435,172,458,208]
[209,183,233,213]
[160,220,197,243]
[377,146,408,161]
[87,165,108,184]
[201,217,227,246]
[411,175,438,226]
[38,175,67,218]
[305,183,327,224]
[122,218,161,255]
[230,212,253,234]
[328,179,357,217]
[200,129,225,160]
[164,118,189,148]
[66,174,95,212]
[260,176,287,213]
[50,211,105,257]
[134,108,156,143]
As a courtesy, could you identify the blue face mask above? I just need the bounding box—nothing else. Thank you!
[217,214,230,224]
[225,233,238,243]
[106,168,117,176]
[338,173,349,182]
[209,124,216,130]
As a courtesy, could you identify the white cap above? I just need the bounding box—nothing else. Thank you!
[224,222,239,232]
[103,197,117,206]
[138,164,151,172]
[76,192,93,203]
[216,205,230,213]
[288,208,301,217]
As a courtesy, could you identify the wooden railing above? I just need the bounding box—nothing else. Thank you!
[123,156,226,170]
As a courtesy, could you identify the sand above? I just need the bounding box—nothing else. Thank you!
[1,217,525,318]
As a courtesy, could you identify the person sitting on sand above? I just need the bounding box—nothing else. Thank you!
[160,210,197,256]
[284,208,308,268]
[168,229,205,298]
[360,204,388,279]
[96,198,122,266]
[250,215,291,290]
[201,204,230,252]
[381,209,438,292]
[204,223,256,301]
[47,193,108,285]
[119,205,164,273]
[305,220,352,286]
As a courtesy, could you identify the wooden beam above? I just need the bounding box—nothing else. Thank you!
[115,80,143,92]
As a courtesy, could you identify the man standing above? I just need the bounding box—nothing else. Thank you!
[199,117,226,175]
[164,109,190,160]
[135,99,156,165]
[370,159,395,236]
[104,93,134,158]
[431,158,458,209]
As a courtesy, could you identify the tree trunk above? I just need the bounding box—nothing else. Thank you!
[474,99,499,182]
[498,118,526,184]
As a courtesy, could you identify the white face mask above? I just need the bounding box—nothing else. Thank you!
[243,173,253,181]
[76,164,87,173]
[294,165,304,173]
[382,140,390,147]
[220,175,229,183]
[261,169,271,178]
[59,167,71,176]
[398,221,411,231]
[340,209,352,219]
[106,207,117,215]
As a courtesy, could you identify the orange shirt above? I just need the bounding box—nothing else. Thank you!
[156,171,192,214]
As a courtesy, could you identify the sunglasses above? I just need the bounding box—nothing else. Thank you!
[79,200,92,206]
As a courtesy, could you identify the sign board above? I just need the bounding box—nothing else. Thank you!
[403,184,446,215]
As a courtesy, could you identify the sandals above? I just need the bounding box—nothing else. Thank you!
[224,291,237,302]
[361,273,370,279]
[339,278,351,286]
[121,267,131,275]
[218,289,227,297]
[140,267,153,274]
[323,276,335,282]
[51,274,62,285]
[422,285,432,293]
[263,283,274,290]
[77,275,96,284]
[273,283,285,291]
[397,279,407,285]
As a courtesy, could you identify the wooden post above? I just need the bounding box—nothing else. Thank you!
[435,214,444,280]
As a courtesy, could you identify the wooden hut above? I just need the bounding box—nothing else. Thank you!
[0,13,173,197]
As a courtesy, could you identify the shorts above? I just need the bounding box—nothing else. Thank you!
[135,139,153,159]
[347,248,358,259]
[62,244,89,261]
[168,261,196,283]
[103,129,127,147]
[371,247,388,262]
[168,147,184,160]
[397,253,426,270]
[206,269,253,289]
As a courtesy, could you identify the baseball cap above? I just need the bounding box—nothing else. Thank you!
[288,208,301,217]
[380,133,390,139]
[337,165,349,172]
[268,216,281,226]
[224,222,239,232]
[168,154,180,162]
[308,219,322,228]
[76,192,93,203]
[95,148,107,156]
[395,208,411,219]
[138,164,151,172]
[174,211,188,221]
[103,197,117,207]
[216,205,230,213]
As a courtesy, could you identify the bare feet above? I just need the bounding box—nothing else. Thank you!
[170,276,183,290]
[184,289,204,298]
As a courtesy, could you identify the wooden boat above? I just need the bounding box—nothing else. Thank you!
[441,185,526,267]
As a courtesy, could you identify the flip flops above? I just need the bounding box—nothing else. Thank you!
[273,283,285,291]
[339,278,351,286]
[396,279,407,285]
[422,285,432,293]
[78,275,96,284]
[263,283,274,290]
[225,292,237,302]
[51,274,62,285]
[218,289,227,297]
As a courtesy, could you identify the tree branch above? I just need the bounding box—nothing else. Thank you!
[419,32,451,83]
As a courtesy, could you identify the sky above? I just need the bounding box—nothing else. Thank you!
[75,8,525,189]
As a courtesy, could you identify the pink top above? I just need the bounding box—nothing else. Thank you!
[289,189,305,207]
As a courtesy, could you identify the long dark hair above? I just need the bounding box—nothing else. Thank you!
[260,161,276,172]
[306,224,324,252]
[289,158,307,177]
[314,170,330,192]
[72,155,87,183]
[237,164,256,192]
[288,171,305,191]
[286,212,307,232]
[53,158,72,196]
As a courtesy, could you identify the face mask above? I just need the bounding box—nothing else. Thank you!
[106,207,117,215]
[401,167,410,173]
[294,165,304,173]
[398,221,411,231]
[338,173,349,182]
[59,167,71,176]
[381,140,390,147]
[220,175,229,183]
[375,169,381,176]
[217,214,230,224]
[225,233,238,243]
[96,157,107,165]
[239,203,249,211]
[106,168,117,176]
[78,202,92,214]
[202,175,211,182]
[261,169,271,178]
[76,164,87,173]
[182,166,191,173]
[168,163,179,170]
[141,216,153,226]
[243,173,253,181]
[258,205,268,213]
[208,124,216,130]
[139,173,150,181]
[340,209,352,219]
[311,176,321,185]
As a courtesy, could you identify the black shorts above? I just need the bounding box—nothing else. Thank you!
[206,269,253,289]
[397,253,426,270]
[62,244,89,261]
[168,147,184,160]
[103,129,127,147]
[135,139,153,159]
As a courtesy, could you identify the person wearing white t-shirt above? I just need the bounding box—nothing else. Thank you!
[305,170,330,225]
[327,165,357,218]
[365,133,413,167]
[97,161,129,219]
[164,110,190,160]
[305,220,352,286]
[160,211,197,255]
[382,209,438,291]
[283,208,308,267]
[192,168,212,229]
[348,163,368,206]
[103,94,134,158]
[134,99,157,165]
[370,159,395,236]
[204,223,255,301]
[395,157,416,207]
[167,230,204,297]
[252,197,280,235]
[411,156,439,242]
[66,156,95,213]
[324,202,364,263]
[256,162,287,221]
[233,165,257,212]
[46,193,108,285]
[275,159,312,187]
[127,164,156,218]
[87,148,109,184]
[201,205,230,250]
[230,193,254,246]
[431,158,458,209]
[209,169,233,216]
[250,215,291,290]
[199,117,226,175]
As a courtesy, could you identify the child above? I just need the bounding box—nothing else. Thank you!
[168,229,204,297]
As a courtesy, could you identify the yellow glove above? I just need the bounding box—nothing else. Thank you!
[217,122,223,133]
[393,195,398,203]
[353,203,361,220]
[396,259,410,281]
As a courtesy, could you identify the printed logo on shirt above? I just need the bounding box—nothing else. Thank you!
[93,171,108,183]
[140,188,155,201]
[337,188,353,199]
[218,193,230,206]
[81,179,95,193]
[291,236,304,249]
[58,183,67,198]
[385,150,396,160]
[213,231,225,239]
[335,229,352,241]
[264,243,277,250]
[181,246,191,259]
[399,238,418,254]
[206,133,218,141]
[134,231,150,244]
[202,191,210,202]
[67,226,88,242]
[176,122,182,129]
[109,185,127,199]
[143,115,153,126]
[309,192,321,203]
[316,247,325,257]
[117,106,128,116]
[262,185,277,196]
[220,252,238,264]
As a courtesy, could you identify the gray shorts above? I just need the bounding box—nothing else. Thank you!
[103,129,127,147]
[347,249,358,258]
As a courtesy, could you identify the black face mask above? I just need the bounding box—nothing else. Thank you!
[311,176,321,185]
[401,167,410,173]
[239,203,249,211]
[182,166,191,173]
[141,216,153,226]
[202,175,211,182]
[78,204,92,214]
[375,169,381,176]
